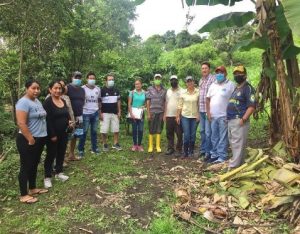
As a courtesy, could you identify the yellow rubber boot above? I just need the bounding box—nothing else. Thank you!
[148,134,153,153]
[156,134,162,153]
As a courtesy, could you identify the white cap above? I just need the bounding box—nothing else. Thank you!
[170,75,178,80]
[154,73,162,78]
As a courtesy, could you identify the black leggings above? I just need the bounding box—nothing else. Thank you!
[44,133,68,178]
[16,134,46,196]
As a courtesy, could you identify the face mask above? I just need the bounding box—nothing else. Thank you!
[234,75,246,84]
[72,78,81,86]
[216,73,225,83]
[88,79,96,86]
[170,80,178,88]
[107,80,114,88]
[154,79,161,86]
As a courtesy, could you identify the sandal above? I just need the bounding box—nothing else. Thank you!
[68,156,80,161]
[28,188,48,196]
[20,195,38,204]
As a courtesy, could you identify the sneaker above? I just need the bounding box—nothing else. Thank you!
[207,157,218,164]
[165,149,174,155]
[131,145,138,151]
[44,178,52,189]
[103,144,109,152]
[55,173,69,182]
[138,146,144,152]
[213,159,226,164]
[112,143,122,151]
[91,148,100,155]
[78,151,84,158]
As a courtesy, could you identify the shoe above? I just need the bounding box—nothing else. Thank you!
[112,143,122,151]
[63,161,68,167]
[207,157,218,163]
[91,148,100,154]
[103,144,109,152]
[156,134,162,153]
[199,152,206,157]
[138,146,144,152]
[78,151,84,158]
[148,135,153,153]
[213,159,226,164]
[55,173,69,182]
[131,145,138,151]
[165,148,174,155]
[44,178,52,189]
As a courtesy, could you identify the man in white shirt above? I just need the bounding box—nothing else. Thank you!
[206,66,235,163]
[164,75,183,156]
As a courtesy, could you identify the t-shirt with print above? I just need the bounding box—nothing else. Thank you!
[129,90,146,108]
[82,85,101,115]
[100,87,120,114]
[227,82,256,120]
[67,84,85,117]
[166,87,184,117]
[16,97,47,137]
[146,85,167,114]
[206,80,235,118]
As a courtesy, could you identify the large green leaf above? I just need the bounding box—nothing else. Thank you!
[186,0,243,6]
[198,11,255,33]
[282,0,300,38]
[232,36,269,51]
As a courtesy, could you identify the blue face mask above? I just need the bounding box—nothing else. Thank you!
[72,78,82,86]
[107,80,114,88]
[216,73,225,83]
[88,79,96,86]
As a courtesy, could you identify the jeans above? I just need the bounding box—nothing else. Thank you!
[166,117,183,151]
[181,116,197,156]
[199,112,212,155]
[210,117,228,161]
[132,119,144,146]
[78,111,99,152]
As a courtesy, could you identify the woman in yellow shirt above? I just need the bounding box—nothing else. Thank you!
[176,76,200,158]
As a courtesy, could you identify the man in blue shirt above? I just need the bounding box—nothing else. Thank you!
[227,65,256,169]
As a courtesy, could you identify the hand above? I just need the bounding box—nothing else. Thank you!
[28,138,35,145]
[196,115,200,122]
[100,113,103,121]
[69,120,75,128]
[239,119,244,126]
[130,113,136,120]
[51,136,58,142]
[176,116,180,125]
[207,113,212,122]
[147,113,151,121]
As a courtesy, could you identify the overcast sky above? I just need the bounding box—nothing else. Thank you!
[133,0,255,40]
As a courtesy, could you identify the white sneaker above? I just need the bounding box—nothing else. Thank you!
[55,173,69,182]
[44,178,52,189]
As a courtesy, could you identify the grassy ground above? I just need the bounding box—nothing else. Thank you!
[0,118,290,234]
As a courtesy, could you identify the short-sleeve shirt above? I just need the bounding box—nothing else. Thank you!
[67,84,85,117]
[206,80,235,118]
[166,88,184,117]
[16,97,47,137]
[227,82,256,120]
[129,90,146,108]
[146,86,167,114]
[82,85,101,115]
[100,87,120,114]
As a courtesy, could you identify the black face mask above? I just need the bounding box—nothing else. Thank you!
[234,75,246,84]
[170,80,178,88]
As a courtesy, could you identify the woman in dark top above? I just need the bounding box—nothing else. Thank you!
[43,81,71,189]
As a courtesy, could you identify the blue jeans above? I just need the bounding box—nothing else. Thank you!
[181,116,197,156]
[78,111,99,152]
[210,117,228,161]
[199,112,212,155]
[132,119,144,145]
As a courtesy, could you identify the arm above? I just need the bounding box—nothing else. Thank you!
[206,97,211,122]
[163,100,167,122]
[176,96,183,124]
[240,106,255,125]
[16,111,35,145]
[117,99,121,119]
[128,94,135,120]
[146,99,151,121]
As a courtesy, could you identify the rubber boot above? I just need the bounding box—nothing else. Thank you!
[156,134,162,152]
[148,134,153,153]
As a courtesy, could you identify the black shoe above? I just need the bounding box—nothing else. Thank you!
[204,155,211,162]
[165,148,174,155]
[207,157,218,163]
[199,152,206,157]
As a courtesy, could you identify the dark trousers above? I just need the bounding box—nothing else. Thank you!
[166,117,183,151]
[132,119,144,145]
[16,134,46,196]
[44,133,68,178]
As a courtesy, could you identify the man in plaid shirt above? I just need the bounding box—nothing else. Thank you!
[198,62,215,158]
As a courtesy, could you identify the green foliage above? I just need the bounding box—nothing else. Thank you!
[185,0,243,7]
[282,0,300,38]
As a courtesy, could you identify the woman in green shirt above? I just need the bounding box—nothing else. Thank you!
[128,78,146,151]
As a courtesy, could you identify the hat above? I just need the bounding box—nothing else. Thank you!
[73,71,82,78]
[154,73,162,78]
[170,75,178,80]
[185,76,194,82]
[233,65,247,74]
[215,66,227,74]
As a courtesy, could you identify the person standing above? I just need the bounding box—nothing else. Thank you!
[164,75,183,156]
[128,78,146,151]
[100,74,122,151]
[16,80,48,203]
[67,71,85,161]
[227,65,256,169]
[198,62,215,158]
[78,72,101,156]
[146,74,167,153]
[43,81,71,189]
[206,66,235,163]
[176,76,199,158]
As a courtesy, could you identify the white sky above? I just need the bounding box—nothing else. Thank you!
[133,0,255,40]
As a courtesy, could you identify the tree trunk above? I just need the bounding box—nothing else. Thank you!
[17,34,24,99]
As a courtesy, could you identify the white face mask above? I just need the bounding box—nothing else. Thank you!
[88,79,96,86]
[107,80,114,88]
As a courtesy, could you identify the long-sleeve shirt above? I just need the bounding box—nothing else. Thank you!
[199,74,215,112]
[178,88,199,118]
[43,97,69,138]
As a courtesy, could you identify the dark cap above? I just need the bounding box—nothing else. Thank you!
[215,66,227,74]
[73,71,82,78]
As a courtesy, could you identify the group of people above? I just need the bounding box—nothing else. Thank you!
[15,61,255,204]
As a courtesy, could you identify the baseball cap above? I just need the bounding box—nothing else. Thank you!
[233,65,247,74]
[73,71,82,78]
[215,66,227,74]
[185,76,194,82]
[154,73,162,78]
[170,75,178,80]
